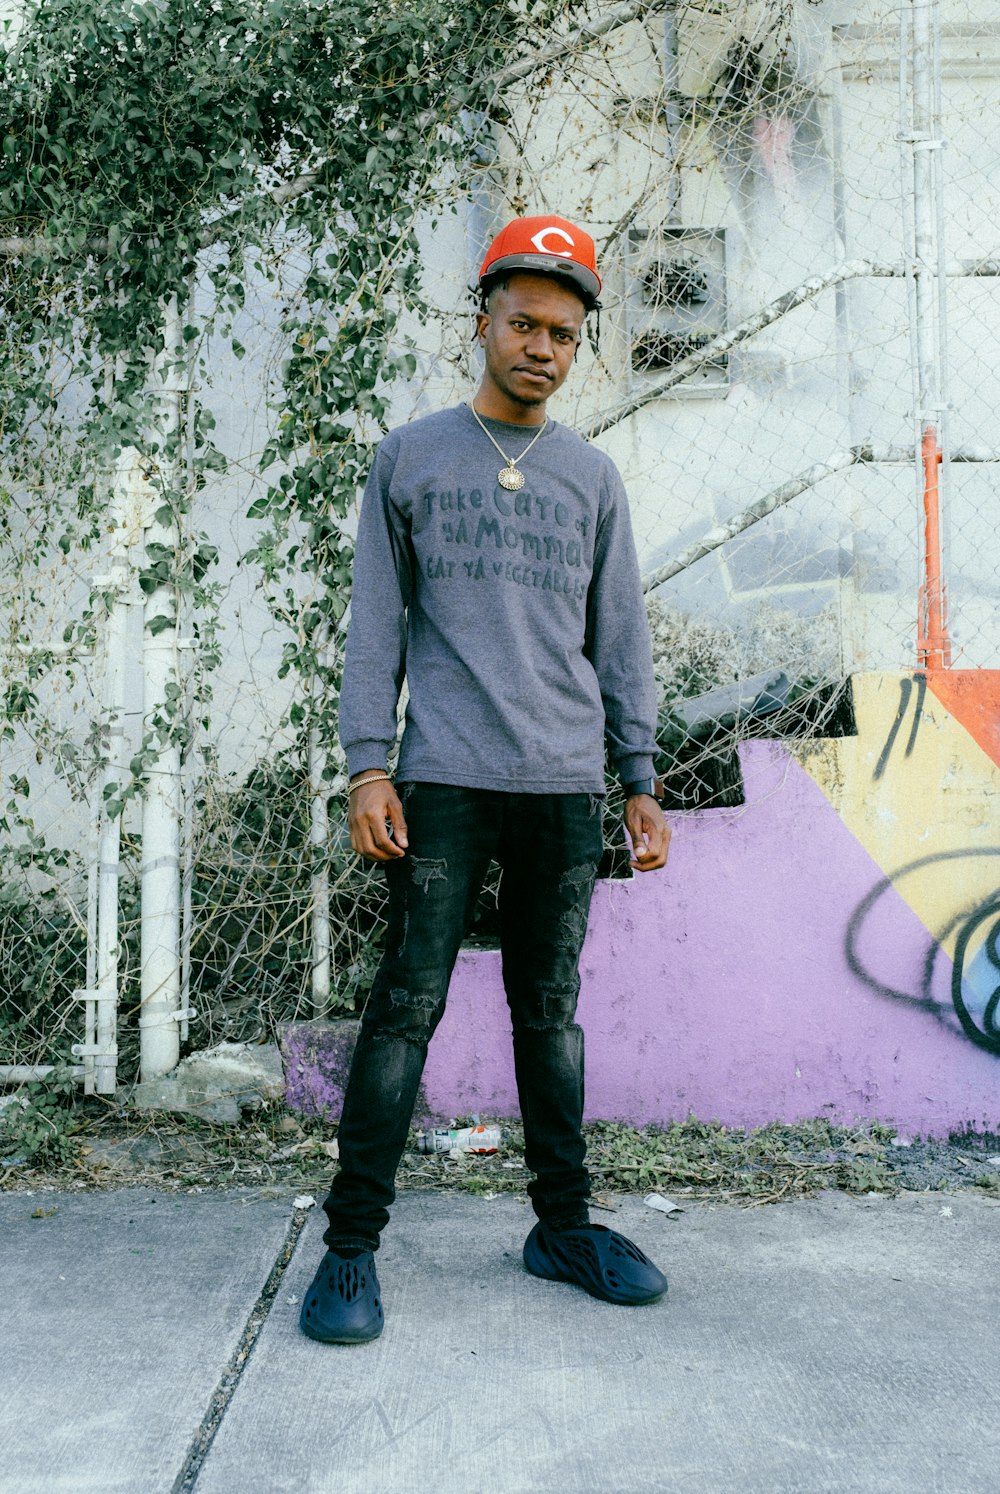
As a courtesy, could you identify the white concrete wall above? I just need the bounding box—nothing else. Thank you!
[8,2,1000,851]
[117,1,1000,792]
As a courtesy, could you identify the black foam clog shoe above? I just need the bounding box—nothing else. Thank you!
[299,1249,384,1344]
[523,1221,668,1306]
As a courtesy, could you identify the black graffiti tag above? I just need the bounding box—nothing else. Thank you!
[846,847,1000,1056]
[873,673,928,782]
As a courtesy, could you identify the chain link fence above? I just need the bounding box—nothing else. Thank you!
[1,0,997,1088]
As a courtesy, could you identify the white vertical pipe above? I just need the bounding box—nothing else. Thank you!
[909,2,941,427]
[899,2,922,605]
[929,1,952,604]
[86,351,110,1012]
[81,364,114,1096]
[179,669,194,1048]
[309,625,331,1017]
[92,450,137,1093]
[83,757,100,1097]
[179,275,198,1047]
[77,352,132,1096]
[660,9,682,224]
[139,299,184,1081]
[905,0,950,665]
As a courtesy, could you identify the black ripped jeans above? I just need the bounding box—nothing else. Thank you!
[322,784,604,1252]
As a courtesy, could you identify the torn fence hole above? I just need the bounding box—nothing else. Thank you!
[644,1192,683,1216]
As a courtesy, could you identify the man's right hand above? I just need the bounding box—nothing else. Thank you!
[349,779,408,861]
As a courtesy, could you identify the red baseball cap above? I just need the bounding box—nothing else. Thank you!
[479,214,602,307]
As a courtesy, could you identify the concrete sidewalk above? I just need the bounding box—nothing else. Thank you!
[1,1186,998,1494]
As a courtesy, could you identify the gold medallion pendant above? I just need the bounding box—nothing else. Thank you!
[470,403,547,492]
[498,465,526,491]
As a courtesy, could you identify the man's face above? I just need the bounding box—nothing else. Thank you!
[475,273,585,416]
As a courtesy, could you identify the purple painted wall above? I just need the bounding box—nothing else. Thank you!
[281,727,1000,1139]
[414,742,1000,1138]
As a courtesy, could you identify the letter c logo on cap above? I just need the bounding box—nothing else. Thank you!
[530,226,574,258]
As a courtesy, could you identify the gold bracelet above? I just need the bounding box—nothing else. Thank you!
[348,772,391,795]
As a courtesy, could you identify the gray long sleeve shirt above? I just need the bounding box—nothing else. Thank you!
[339,403,657,794]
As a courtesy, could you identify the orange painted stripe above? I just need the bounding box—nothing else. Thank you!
[917,427,951,669]
[924,669,1000,772]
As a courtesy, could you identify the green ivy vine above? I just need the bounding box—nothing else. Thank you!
[0,0,594,1027]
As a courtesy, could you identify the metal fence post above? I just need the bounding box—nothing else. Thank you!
[309,623,332,1017]
[72,409,142,1095]
[88,449,138,1093]
[138,297,186,1080]
[903,0,951,668]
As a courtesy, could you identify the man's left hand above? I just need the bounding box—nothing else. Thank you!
[624,794,671,872]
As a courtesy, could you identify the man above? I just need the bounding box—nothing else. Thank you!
[301,215,671,1345]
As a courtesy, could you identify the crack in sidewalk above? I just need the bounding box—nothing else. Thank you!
[170,1202,312,1494]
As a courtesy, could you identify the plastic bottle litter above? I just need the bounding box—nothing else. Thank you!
[417,1125,501,1155]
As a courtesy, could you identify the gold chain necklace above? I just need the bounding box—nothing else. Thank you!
[469,402,548,491]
